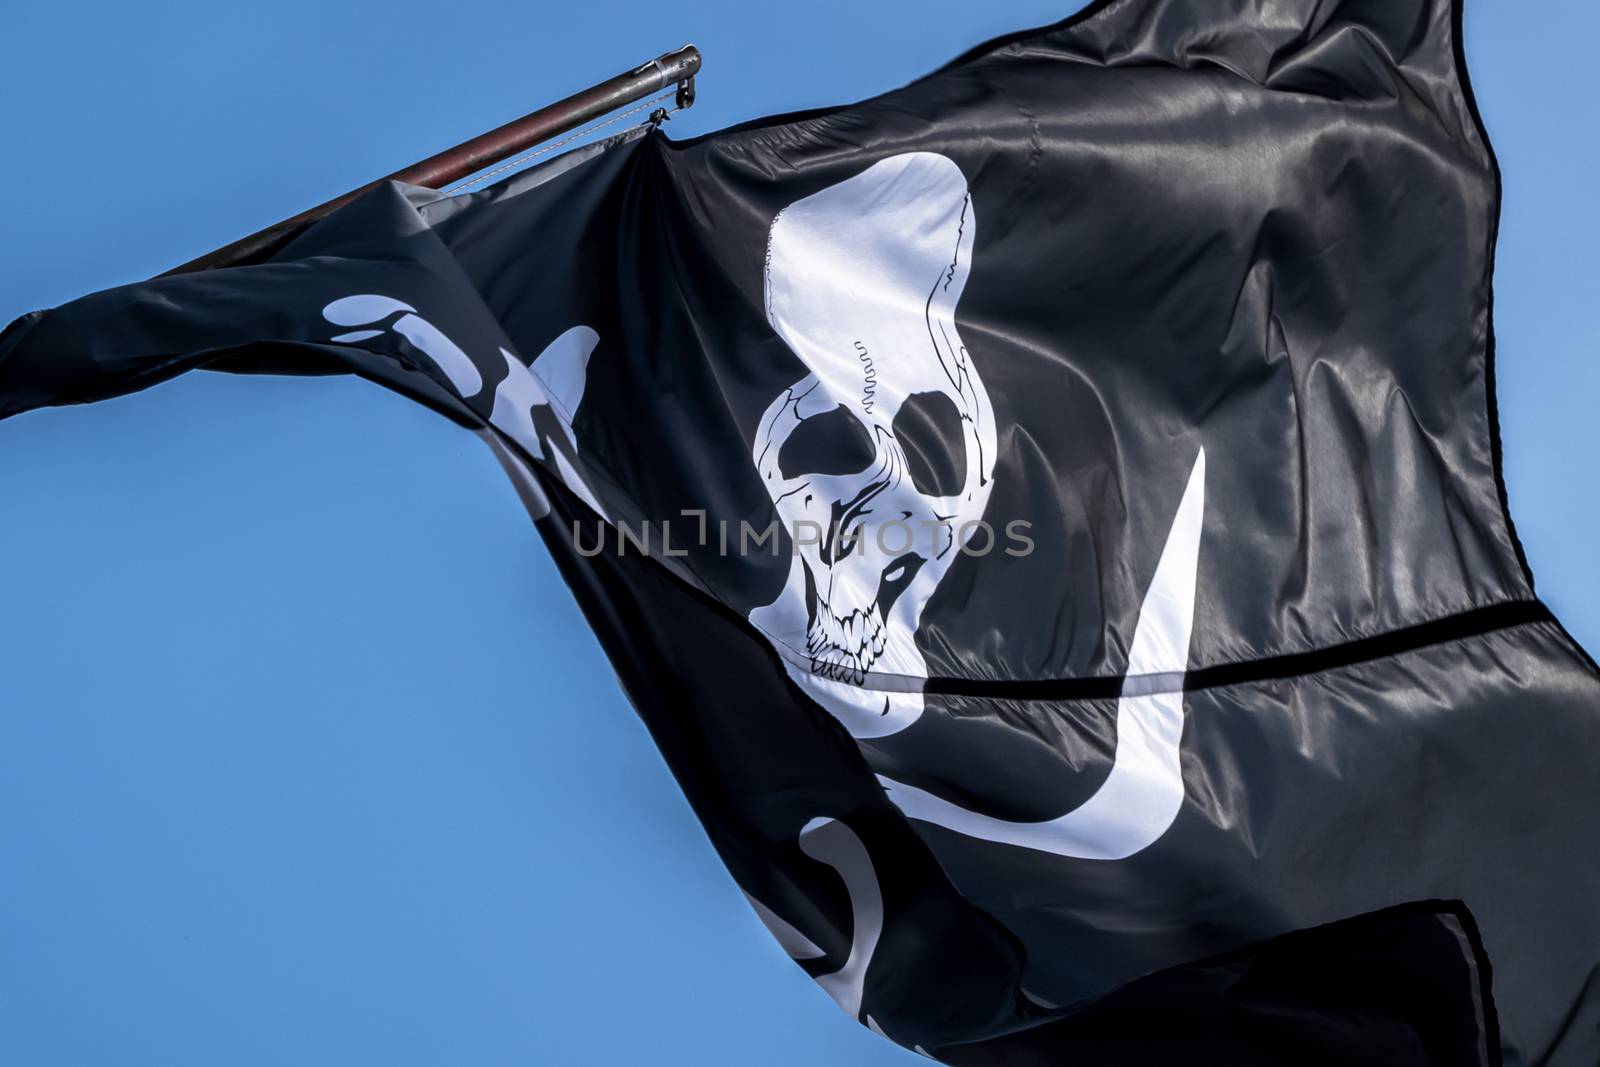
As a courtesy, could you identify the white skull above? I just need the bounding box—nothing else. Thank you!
[748,153,996,738]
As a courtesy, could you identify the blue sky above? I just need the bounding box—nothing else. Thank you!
[0,2,1595,1064]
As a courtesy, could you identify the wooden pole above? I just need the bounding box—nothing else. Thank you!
[162,45,700,276]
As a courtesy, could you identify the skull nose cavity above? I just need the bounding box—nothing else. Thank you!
[819,504,865,567]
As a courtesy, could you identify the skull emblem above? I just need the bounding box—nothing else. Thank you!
[748,153,995,738]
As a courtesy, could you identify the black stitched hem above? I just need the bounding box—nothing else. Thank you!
[923,600,1554,701]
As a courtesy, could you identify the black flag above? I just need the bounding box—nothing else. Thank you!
[3,0,1596,1062]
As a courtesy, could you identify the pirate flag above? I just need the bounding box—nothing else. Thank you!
[2,0,1596,1062]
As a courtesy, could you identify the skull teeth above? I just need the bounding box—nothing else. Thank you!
[810,656,867,686]
[804,604,887,685]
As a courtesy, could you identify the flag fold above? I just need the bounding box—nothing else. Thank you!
[4,1,1597,1062]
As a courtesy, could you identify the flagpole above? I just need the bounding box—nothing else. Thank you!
[162,45,701,277]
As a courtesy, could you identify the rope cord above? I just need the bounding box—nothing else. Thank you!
[445,90,678,194]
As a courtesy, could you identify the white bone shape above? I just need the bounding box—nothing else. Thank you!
[743,817,885,1022]
[321,296,606,518]
[800,817,883,1020]
[879,449,1206,860]
[323,294,484,398]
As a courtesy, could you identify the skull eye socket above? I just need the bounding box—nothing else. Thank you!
[893,391,967,497]
[778,404,876,479]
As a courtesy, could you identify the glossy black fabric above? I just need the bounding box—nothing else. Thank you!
[3,0,1598,1062]
[942,902,1498,1066]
